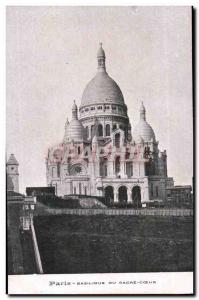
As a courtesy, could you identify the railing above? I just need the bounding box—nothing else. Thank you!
[30,217,43,274]
[36,207,193,217]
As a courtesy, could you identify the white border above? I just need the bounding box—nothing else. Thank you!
[2,1,197,298]
[8,272,193,295]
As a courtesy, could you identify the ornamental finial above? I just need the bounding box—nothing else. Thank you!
[97,43,106,71]
[140,102,146,120]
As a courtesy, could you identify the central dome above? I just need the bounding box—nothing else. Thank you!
[80,43,125,107]
[81,71,124,107]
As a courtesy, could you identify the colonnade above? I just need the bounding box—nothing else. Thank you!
[104,185,142,205]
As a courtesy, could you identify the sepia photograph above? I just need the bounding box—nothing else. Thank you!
[6,6,194,295]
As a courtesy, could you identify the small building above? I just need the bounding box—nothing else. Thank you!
[6,154,37,274]
[6,153,19,193]
[26,186,55,197]
[166,185,192,207]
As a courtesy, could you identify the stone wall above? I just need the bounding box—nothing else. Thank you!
[36,207,193,217]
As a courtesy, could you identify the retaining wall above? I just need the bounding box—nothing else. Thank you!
[36,207,193,217]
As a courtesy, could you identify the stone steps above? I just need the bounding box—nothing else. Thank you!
[78,197,107,209]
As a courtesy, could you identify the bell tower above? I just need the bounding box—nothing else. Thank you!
[6,154,19,193]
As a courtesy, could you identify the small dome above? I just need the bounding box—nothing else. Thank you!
[133,120,155,143]
[65,119,84,142]
[7,154,19,165]
[133,103,156,143]
[64,102,84,142]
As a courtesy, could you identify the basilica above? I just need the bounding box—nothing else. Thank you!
[46,44,174,205]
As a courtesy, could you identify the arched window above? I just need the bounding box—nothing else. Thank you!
[104,186,114,203]
[156,186,159,197]
[100,162,104,176]
[98,124,103,137]
[78,146,81,155]
[132,186,141,208]
[151,183,154,197]
[115,156,120,174]
[79,183,82,195]
[57,163,60,177]
[112,124,117,131]
[105,124,110,136]
[118,186,128,203]
[85,126,89,139]
[115,133,120,148]
[126,162,132,177]
[104,165,107,177]
[91,125,95,138]
[52,167,56,178]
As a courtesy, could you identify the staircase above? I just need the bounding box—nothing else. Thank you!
[78,197,107,209]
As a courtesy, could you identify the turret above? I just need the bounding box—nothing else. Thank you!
[140,101,146,121]
[97,42,106,72]
[92,134,98,152]
[72,100,78,120]
[65,117,69,129]
[133,102,156,143]
[64,101,84,142]
[6,154,19,193]
[63,117,69,143]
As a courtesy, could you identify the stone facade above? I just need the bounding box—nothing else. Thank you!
[166,185,193,205]
[46,44,174,205]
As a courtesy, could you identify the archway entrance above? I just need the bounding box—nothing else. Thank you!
[104,186,114,203]
[118,186,128,203]
[132,186,141,208]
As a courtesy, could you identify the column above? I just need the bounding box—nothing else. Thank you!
[127,188,132,203]
[144,186,150,202]
[120,161,125,177]
[121,161,127,178]
[139,161,145,177]
[109,160,115,177]
[114,188,118,202]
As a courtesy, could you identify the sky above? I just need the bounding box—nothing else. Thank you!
[6,6,193,193]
